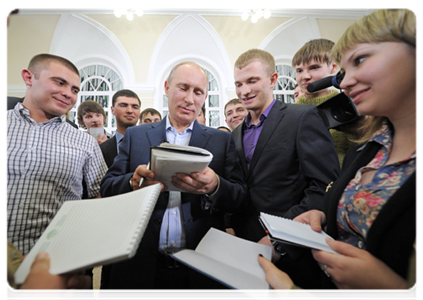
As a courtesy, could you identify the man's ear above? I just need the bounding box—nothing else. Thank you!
[111,106,115,116]
[21,69,33,86]
[164,81,169,97]
[330,62,339,75]
[269,72,278,89]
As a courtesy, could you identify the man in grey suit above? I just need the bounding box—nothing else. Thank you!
[100,62,247,289]
[99,89,141,168]
[231,49,340,288]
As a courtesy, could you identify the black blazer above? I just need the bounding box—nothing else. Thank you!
[231,100,340,242]
[99,135,118,168]
[324,141,415,281]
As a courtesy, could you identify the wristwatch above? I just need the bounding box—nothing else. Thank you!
[129,177,133,188]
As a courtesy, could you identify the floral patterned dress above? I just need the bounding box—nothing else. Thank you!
[336,122,416,249]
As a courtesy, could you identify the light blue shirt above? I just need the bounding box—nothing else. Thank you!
[115,131,124,154]
[158,116,194,252]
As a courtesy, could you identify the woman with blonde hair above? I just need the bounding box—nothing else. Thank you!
[259,9,415,289]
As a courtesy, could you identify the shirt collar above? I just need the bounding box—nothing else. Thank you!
[165,115,194,134]
[14,102,66,124]
[115,131,124,143]
[244,99,276,128]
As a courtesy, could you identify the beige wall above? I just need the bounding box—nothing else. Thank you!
[87,14,178,83]
[7,11,360,108]
[7,14,61,86]
[316,18,356,43]
[203,16,292,68]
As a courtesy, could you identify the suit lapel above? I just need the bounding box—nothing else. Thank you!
[189,121,212,148]
[232,124,248,176]
[146,118,167,147]
[247,101,286,179]
[109,135,118,162]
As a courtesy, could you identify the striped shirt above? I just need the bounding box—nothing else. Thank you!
[7,103,108,255]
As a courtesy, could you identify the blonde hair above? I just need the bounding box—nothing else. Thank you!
[331,9,416,144]
[292,39,335,67]
[235,49,275,77]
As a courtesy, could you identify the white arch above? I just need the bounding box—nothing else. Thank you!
[149,14,232,125]
[50,13,135,87]
[260,16,321,61]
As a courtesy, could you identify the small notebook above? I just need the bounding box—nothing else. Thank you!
[172,228,272,289]
[259,212,338,254]
[14,183,162,285]
[150,143,213,192]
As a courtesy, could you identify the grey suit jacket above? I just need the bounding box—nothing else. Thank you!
[232,100,340,242]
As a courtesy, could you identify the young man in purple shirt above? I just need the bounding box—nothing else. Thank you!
[231,49,340,287]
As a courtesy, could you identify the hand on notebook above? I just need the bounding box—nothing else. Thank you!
[293,209,326,232]
[257,255,294,289]
[20,252,91,289]
[258,236,281,263]
[311,239,408,289]
[171,167,218,195]
[132,164,166,191]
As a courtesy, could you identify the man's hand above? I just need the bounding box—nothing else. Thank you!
[97,133,108,145]
[171,167,219,195]
[20,252,91,289]
[258,255,294,289]
[312,238,408,289]
[293,209,326,232]
[131,164,166,191]
[258,236,281,263]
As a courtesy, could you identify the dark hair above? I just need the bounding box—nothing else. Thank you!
[112,89,141,107]
[77,100,106,129]
[28,53,79,79]
[200,104,206,117]
[217,126,231,132]
[140,108,162,121]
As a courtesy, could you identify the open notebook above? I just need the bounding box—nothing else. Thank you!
[14,183,162,285]
[172,228,272,289]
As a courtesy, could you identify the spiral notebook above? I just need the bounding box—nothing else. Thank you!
[259,212,338,254]
[14,183,162,285]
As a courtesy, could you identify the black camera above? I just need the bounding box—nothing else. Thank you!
[305,72,360,129]
[316,92,360,129]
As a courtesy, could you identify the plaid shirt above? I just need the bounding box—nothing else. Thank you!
[7,103,108,255]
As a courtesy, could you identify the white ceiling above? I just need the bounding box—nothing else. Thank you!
[19,8,376,20]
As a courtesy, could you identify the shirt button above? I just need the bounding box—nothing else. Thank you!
[172,211,177,215]
[358,240,364,249]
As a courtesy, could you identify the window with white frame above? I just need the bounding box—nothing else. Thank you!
[162,68,221,127]
[69,65,123,134]
[273,64,297,104]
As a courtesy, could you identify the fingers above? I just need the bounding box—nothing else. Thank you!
[257,254,274,272]
[325,238,364,257]
[171,168,218,194]
[132,165,165,191]
[30,252,51,272]
[67,275,92,289]
[97,134,107,144]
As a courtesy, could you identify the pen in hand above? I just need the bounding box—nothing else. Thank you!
[139,162,150,187]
